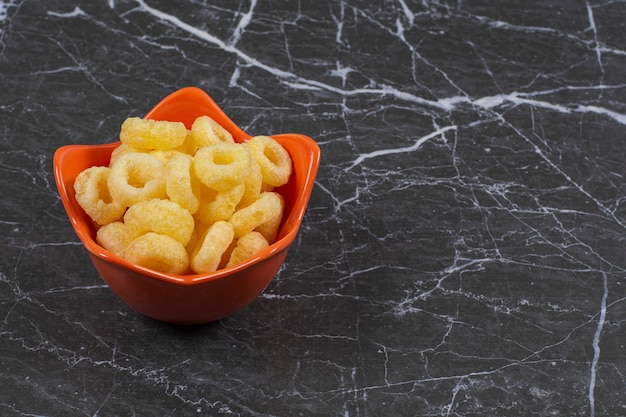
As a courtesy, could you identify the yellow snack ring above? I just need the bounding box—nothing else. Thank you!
[124,198,195,246]
[247,135,292,187]
[240,158,263,207]
[165,153,201,214]
[109,143,139,166]
[190,221,235,274]
[190,115,234,149]
[174,131,197,155]
[229,191,284,238]
[74,166,126,225]
[193,142,251,191]
[254,210,283,244]
[195,183,244,226]
[119,117,188,151]
[185,223,204,258]
[150,149,186,163]
[108,152,166,207]
[96,221,135,256]
[226,231,269,268]
[124,232,189,275]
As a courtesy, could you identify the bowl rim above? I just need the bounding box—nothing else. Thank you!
[54,86,321,286]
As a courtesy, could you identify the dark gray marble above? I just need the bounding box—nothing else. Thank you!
[1,1,625,416]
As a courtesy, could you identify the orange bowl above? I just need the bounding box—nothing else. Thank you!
[54,87,320,325]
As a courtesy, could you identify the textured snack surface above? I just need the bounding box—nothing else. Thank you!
[73,115,292,275]
[120,117,188,151]
[74,166,126,226]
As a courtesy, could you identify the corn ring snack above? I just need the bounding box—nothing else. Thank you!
[109,143,139,166]
[229,192,284,238]
[195,183,244,225]
[74,166,126,226]
[120,117,187,151]
[190,115,234,149]
[240,158,263,207]
[226,231,269,268]
[254,210,283,244]
[108,152,166,207]
[124,198,194,246]
[190,221,234,274]
[124,232,189,275]
[193,142,251,191]
[247,135,292,187]
[96,221,135,256]
[165,153,201,214]
[74,114,294,275]
[185,223,204,257]
[150,149,185,163]
[174,131,197,155]
[217,239,237,270]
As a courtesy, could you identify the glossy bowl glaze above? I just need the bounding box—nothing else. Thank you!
[54,87,321,325]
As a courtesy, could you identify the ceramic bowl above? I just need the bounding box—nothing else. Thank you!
[54,87,320,325]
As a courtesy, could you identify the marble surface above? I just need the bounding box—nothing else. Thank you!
[1,0,625,415]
